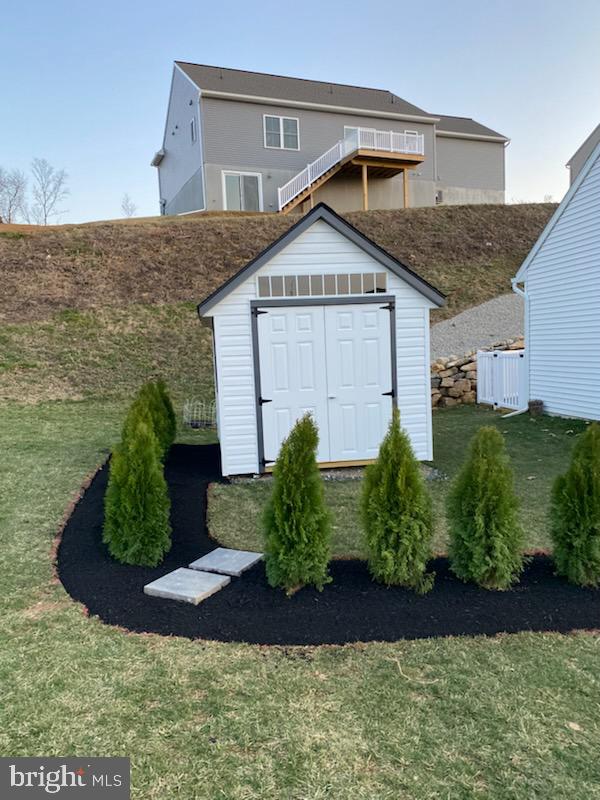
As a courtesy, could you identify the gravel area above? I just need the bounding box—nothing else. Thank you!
[431,293,524,360]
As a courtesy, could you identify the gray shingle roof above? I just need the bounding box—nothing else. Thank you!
[434,114,508,141]
[176,62,434,119]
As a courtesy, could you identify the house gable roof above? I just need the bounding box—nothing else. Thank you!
[514,139,600,282]
[197,203,446,315]
[566,122,600,168]
[176,62,435,120]
[434,114,508,142]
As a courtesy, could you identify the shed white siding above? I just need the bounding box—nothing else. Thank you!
[518,146,600,420]
[205,218,435,474]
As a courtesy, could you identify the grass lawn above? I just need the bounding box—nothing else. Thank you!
[209,405,588,557]
[2,399,600,798]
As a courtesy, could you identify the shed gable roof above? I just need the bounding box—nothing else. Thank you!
[197,204,445,315]
[514,140,600,282]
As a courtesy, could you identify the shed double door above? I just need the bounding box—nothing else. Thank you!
[257,303,394,466]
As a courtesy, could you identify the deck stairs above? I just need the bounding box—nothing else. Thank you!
[277,128,424,214]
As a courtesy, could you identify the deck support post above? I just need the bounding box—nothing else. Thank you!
[362,164,369,211]
[403,168,409,209]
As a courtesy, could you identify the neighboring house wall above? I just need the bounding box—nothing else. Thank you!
[435,135,505,204]
[568,123,600,185]
[157,68,205,215]
[520,148,600,420]
[200,96,436,211]
[204,218,434,474]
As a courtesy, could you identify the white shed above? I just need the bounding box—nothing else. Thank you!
[198,203,445,476]
[512,140,600,421]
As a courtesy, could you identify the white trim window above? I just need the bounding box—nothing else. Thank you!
[263,115,300,150]
[222,171,263,212]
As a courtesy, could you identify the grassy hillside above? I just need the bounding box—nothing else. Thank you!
[0,204,555,404]
[0,204,554,324]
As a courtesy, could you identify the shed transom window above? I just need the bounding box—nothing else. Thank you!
[257,272,387,298]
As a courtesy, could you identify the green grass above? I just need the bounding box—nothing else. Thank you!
[209,406,588,556]
[0,401,598,800]
[0,303,213,404]
[2,400,600,797]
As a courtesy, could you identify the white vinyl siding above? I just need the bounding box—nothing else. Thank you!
[204,219,434,475]
[524,149,600,420]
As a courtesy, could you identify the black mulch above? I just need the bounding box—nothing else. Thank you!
[57,444,600,646]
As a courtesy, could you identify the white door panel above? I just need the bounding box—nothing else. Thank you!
[325,304,393,461]
[257,307,330,464]
[256,302,394,467]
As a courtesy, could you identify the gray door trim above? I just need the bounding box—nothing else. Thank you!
[389,302,398,408]
[250,294,395,309]
[250,297,397,473]
[250,308,267,473]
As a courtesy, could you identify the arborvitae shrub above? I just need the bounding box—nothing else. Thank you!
[448,426,523,589]
[263,414,331,593]
[551,422,600,586]
[156,379,177,448]
[124,381,175,459]
[103,418,172,566]
[121,393,154,452]
[360,407,434,592]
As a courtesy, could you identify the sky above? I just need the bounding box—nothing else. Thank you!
[1,0,599,223]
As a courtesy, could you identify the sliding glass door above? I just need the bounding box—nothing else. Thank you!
[223,172,262,211]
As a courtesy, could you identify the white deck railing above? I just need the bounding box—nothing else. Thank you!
[277,127,425,211]
[477,350,527,411]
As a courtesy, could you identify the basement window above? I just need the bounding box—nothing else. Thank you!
[257,272,387,298]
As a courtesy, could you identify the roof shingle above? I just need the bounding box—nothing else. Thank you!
[434,114,508,141]
[176,62,434,119]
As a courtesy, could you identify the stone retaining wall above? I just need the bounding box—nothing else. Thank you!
[431,336,524,408]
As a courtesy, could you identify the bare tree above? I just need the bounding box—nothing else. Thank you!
[0,167,28,223]
[30,158,69,225]
[121,193,137,218]
[543,194,554,203]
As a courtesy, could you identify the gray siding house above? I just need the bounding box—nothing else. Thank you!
[152,63,508,216]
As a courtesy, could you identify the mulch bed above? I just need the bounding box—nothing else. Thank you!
[57,444,600,646]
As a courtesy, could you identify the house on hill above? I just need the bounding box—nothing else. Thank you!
[512,140,600,420]
[152,63,508,216]
[197,203,445,476]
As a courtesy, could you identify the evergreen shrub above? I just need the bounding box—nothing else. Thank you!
[448,426,523,589]
[263,414,331,593]
[551,422,600,586]
[360,407,434,592]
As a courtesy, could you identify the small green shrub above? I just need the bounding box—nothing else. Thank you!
[263,414,331,593]
[551,422,600,586]
[123,380,176,459]
[156,379,177,447]
[360,408,433,592]
[103,418,171,566]
[448,426,523,589]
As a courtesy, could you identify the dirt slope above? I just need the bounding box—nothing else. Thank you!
[0,204,554,324]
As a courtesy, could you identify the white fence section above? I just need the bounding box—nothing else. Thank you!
[477,350,527,411]
[277,127,425,211]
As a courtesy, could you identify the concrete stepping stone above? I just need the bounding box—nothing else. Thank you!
[144,568,230,604]
[189,547,263,578]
